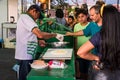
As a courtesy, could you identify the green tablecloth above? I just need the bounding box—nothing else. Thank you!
[27,49,75,80]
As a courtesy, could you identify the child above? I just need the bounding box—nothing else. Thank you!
[74,8,91,80]
[66,15,76,30]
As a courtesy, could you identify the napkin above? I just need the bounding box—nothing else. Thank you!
[56,33,64,41]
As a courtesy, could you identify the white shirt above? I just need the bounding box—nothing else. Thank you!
[15,14,38,60]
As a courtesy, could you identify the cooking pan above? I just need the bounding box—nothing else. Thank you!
[46,41,69,48]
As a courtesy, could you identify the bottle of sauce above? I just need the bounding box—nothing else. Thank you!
[10,16,15,23]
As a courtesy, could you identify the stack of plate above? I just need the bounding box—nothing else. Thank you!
[30,60,48,69]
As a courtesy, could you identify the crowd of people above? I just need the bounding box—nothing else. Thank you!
[15,1,120,80]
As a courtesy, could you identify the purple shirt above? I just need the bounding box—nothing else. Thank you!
[89,32,101,56]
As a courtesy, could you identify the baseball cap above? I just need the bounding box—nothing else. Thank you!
[28,4,41,13]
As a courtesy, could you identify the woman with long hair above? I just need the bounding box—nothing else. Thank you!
[77,5,120,80]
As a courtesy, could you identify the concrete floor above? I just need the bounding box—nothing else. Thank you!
[0,48,17,80]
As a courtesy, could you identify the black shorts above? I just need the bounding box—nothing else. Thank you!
[77,58,90,73]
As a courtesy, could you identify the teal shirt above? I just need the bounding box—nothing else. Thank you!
[83,22,101,36]
[83,22,102,55]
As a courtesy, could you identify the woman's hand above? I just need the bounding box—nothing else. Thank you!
[92,60,100,70]
[92,57,103,70]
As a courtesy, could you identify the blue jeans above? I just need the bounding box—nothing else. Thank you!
[17,60,33,80]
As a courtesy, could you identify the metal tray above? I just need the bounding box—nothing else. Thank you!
[42,48,73,60]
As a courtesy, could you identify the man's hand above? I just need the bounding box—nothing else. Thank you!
[38,40,46,47]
